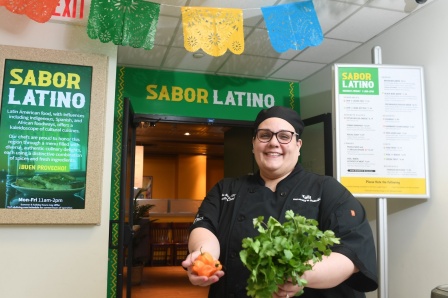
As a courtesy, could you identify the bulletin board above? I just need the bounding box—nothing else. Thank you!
[333,63,430,199]
[0,45,108,224]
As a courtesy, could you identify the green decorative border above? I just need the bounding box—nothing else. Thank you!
[107,66,126,298]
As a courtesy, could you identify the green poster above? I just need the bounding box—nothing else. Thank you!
[0,59,92,209]
[117,67,300,120]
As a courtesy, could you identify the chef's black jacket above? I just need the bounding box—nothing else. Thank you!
[191,164,378,298]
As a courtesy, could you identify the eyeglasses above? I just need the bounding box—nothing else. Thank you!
[255,129,299,144]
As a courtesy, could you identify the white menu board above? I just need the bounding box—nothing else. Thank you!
[333,64,429,199]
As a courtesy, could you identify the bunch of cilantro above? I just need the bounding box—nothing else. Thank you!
[239,210,340,298]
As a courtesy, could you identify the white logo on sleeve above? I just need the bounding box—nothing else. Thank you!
[193,216,204,224]
[221,194,236,202]
[293,195,321,203]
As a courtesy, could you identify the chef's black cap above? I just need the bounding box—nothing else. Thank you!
[254,106,304,136]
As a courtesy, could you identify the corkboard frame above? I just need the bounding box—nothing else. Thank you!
[0,45,108,224]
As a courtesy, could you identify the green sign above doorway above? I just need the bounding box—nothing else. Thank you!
[116,67,300,121]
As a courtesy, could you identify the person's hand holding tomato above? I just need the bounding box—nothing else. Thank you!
[182,248,225,287]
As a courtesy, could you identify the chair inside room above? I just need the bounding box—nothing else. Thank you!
[172,222,192,266]
[149,222,173,266]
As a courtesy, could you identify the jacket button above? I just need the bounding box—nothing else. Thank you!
[280,192,286,196]
[238,215,245,221]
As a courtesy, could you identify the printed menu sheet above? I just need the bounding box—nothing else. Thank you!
[333,64,429,198]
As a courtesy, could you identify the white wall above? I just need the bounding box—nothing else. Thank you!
[0,8,117,298]
[300,0,448,297]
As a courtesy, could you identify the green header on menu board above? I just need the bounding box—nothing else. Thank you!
[117,67,300,120]
[338,67,379,95]
[0,59,92,209]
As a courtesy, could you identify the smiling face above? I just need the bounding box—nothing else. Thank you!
[252,117,302,183]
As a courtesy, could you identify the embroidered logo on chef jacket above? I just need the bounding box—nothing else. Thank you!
[221,193,236,202]
[193,215,204,224]
[293,195,321,203]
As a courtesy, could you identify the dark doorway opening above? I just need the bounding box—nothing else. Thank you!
[133,114,257,178]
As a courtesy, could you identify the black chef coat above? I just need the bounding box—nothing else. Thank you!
[191,163,378,298]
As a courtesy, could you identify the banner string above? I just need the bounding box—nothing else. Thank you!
[143,0,309,12]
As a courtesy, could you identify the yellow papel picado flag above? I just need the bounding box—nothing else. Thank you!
[181,7,244,57]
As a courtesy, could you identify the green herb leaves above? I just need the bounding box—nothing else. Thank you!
[240,210,340,298]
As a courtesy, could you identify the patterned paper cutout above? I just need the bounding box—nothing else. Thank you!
[261,0,323,53]
[0,0,60,23]
[87,0,160,50]
[181,7,244,57]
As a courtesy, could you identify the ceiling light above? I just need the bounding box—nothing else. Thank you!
[184,132,190,136]
[193,52,204,58]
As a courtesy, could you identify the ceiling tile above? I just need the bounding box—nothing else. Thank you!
[368,0,433,12]
[295,38,361,63]
[241,3,268,27]
[187,0,278,9]
[170,24,185,48]
[217,55,288,78]
[162,47,229,72]
[325,0,369,4]
[156,0,186,17]
[118,45,168,68]
[269,61,326,81]
[155,15,182,46]
[313,0,362,34]
[326,7,408,42]
[243,28,298,59]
